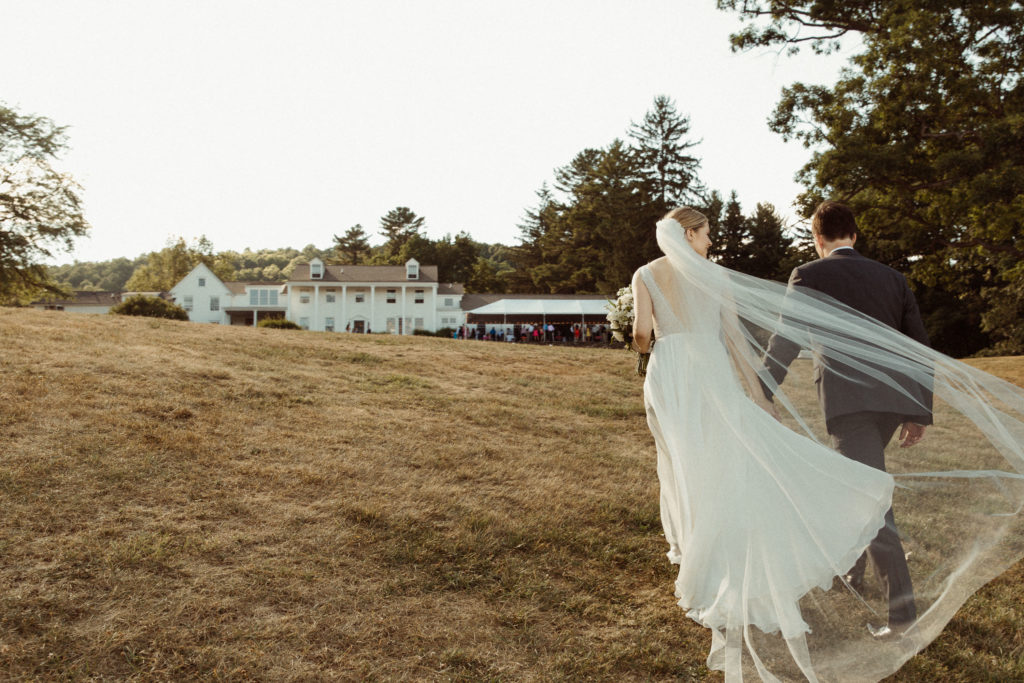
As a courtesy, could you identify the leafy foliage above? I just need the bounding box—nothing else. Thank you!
[511,97,799,293]
[0,102,89,303]
[126,236,234,292]
[718,0,1024,354]
[258,318,301,329]
[109,294,189,321]
[48,256,143,292]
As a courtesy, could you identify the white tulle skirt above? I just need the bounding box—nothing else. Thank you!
[645,333,895,679]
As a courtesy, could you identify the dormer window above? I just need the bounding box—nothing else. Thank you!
[310,259,324,280]
[406,258,419,280]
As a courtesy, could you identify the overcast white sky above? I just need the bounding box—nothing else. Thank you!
[1,1,852,264]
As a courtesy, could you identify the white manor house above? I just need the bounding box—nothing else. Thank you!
[169,258,465,333]
[34,258,614,337]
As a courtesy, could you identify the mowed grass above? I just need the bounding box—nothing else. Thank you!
[1,307,1021,681]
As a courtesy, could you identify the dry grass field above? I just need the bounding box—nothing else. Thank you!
[1,307,1021,681]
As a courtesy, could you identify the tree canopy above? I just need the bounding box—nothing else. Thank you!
[0,102,89,303]
[509,96,802,294]
[125,236,233,292]
[333,224,370,264]
[718,0,1024,354]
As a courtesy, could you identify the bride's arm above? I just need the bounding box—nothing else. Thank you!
[632,269,654,354]
[721,305,779,417]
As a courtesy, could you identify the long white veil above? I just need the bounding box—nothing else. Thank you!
[653,218,1024,681]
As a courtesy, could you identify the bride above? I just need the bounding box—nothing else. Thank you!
[630,207,1024,682]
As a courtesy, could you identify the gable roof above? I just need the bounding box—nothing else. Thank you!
[438,283,465,295]
[289,263,439,284]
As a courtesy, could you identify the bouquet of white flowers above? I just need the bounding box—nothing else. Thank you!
[606,285,654,377]
[605,285,635,348]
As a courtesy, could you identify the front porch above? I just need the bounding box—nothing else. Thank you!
[225,308,287,326]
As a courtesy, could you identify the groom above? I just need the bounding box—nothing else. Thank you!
[763,200,933,637]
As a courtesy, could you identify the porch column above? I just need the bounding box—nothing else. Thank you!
[341,285,347,332]
[401,286,407,335]
[314,284,320,331]
[254,309,259,327]
[432,285,438,332]
[369,285,375,333]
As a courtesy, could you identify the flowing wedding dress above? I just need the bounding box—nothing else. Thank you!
[638,219,1024,682]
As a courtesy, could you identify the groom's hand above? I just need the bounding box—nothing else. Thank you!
[899,422,926,448]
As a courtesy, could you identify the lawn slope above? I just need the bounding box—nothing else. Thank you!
[1,308,1021,681]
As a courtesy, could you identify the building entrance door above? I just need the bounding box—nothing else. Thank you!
[352,320,365,334]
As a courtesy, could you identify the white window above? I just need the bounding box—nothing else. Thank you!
[386,289,397,304]
[355,292,365,303]
[210,296,219,311]
[325,317,335,331]
[386,318,396,334]
[299,317,309,329]
[414,317,424,330]
[444,298,453,307]
[198,278,206,287]
[300,294,310,304]
[310,262,323,279]
[407,262,419,279]
[414,289,424,304]
[183,296,193,311]
[326,293,336,303]
[250,289,278,306]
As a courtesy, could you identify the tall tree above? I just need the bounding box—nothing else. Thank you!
[432,231,480,284]
[718,0,1024,354]
[378,207,425,262]
[629,95,706,208]
[745,203,793,281]
[711,191,751,271]
[0,102,89,303]
[333,224,370,264]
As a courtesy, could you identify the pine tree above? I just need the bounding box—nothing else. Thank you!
[378,207,425,262]
[333,224,370,264]
[711,191,750,271]
[745,203,793,281]
[629,95,705,209]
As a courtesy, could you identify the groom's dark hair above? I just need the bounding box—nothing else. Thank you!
[811,201,858,241]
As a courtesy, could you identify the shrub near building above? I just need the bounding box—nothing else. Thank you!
[258,318,301,330]
[109,295,189,321]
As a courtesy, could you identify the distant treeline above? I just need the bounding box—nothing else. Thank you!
[49,94,1021,358]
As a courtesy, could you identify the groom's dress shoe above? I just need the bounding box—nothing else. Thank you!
[867,624,897,639]
[868,622,912,640]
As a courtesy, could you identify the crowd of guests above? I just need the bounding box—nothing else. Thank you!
[453,322,611,345]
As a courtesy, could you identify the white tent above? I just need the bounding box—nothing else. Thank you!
[466,299,609,316]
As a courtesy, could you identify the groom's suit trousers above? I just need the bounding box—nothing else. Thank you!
[828,410,917,627]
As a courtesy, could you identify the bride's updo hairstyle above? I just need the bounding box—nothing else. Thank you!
[662,206,709,234]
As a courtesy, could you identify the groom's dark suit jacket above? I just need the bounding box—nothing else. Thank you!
[764,248,934,425]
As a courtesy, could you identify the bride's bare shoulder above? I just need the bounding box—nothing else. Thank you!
[648,256,671,272]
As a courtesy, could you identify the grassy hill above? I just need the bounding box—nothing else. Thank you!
[1,308,1021,681]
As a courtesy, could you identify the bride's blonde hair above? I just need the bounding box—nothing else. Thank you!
[663,206,709,233]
